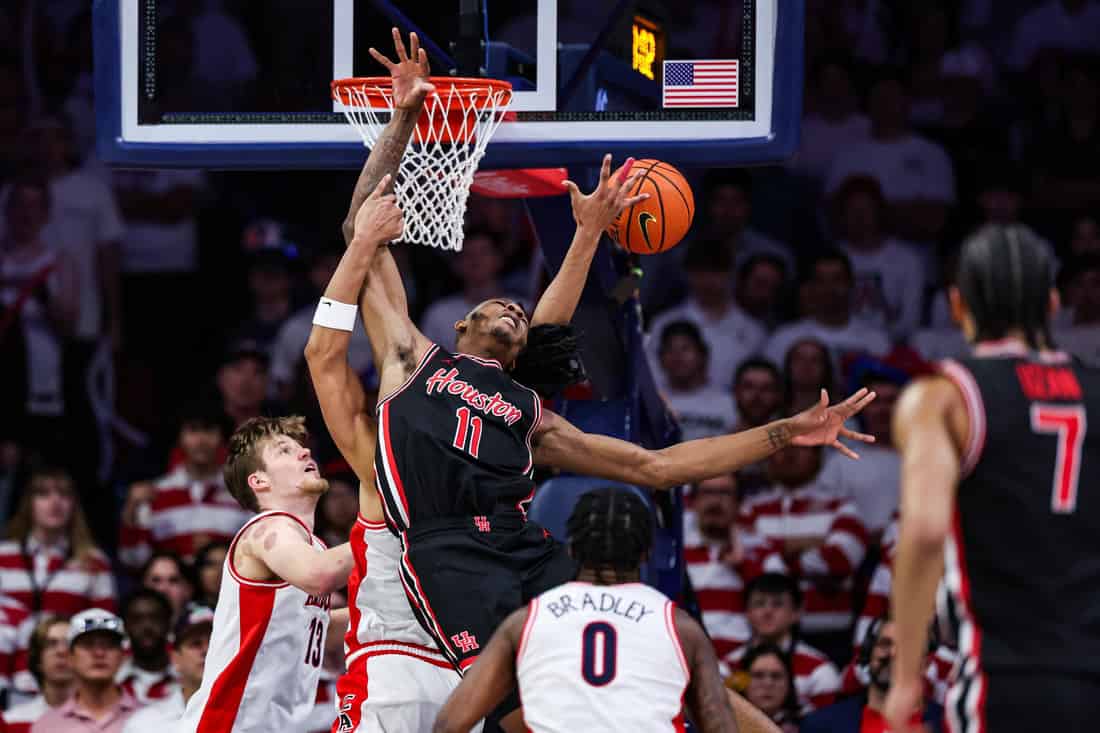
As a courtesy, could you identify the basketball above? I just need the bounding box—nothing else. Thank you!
[607,159,695,255]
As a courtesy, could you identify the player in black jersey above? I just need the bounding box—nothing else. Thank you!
[308,32,878,733]
[886,224,1100,733]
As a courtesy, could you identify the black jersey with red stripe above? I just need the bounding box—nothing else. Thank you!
[940,343,1100,678]
[374,345,542,531]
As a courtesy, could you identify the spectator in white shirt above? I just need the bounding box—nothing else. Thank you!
[1,616,73,731]
[735,254,788,333]
[765,251,890,384]
[832,176,926,341]
[654,321,738,442]
[648,240,767,390]
[792,56,871,182]
[731,358,785,496]
[825,72,956,245]
[1008,0,1100,72]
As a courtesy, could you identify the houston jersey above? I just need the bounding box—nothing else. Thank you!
[179,511,331,732]
[517,581,689,733]
[343,514,447,666]
[375,346,542,530]
[941,343,1100,682]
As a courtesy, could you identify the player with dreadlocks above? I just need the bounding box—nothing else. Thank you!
[433,487,783,733]
[885,224,1100,733]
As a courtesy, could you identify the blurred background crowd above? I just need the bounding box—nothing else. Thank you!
[1,0,1099,731]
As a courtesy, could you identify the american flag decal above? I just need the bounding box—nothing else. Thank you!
[662,60,739,108]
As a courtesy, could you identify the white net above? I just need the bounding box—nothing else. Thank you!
[335,79,513,251]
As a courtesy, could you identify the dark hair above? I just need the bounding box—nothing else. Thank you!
[800,249,853,285]
[737,253,787,284]
[782,338,835,402]
[741,642,800,717]
[177,401,230,438]
[744,572,803,608]
[703,168,752,198]
[683,238,733,273]
[510,324,586,399]
[658,320,708,357]
[140,550,194,590]
[122,587,174,624]
[27,614,68,687]
[566,488,653,583]
[957,224,1053,349]
[734,357,781,389]
[194,540,231,570]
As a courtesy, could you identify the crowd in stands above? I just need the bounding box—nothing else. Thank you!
[0,0,1099,731]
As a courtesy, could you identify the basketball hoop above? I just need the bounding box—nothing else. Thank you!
[332,76,513,251]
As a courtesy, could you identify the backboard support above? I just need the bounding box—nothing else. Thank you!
[93,0,803,169]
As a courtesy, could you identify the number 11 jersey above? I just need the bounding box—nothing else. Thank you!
[178,511,331,733]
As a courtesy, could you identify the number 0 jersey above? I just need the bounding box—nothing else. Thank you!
[374,346,542,530]
[516,581,690,733]
[941,343,1100,682]
[178,511,331,733]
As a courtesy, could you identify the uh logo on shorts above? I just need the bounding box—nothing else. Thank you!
[451,630,480,653]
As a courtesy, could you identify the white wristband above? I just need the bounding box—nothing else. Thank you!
[312,297,358,332]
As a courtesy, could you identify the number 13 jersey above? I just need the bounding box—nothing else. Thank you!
[517,581,690,733]
[178,511,331,733]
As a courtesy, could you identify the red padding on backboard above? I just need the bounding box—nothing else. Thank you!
[471,168,568,198]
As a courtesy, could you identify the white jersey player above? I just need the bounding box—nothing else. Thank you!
[178,417,353,732]
[434,488,783,733]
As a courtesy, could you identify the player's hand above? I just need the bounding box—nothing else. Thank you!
[883,675,924,733]
[353,174,404,244]
[369,28,435,110]
[562,154,650,235]
[787,388,877,459]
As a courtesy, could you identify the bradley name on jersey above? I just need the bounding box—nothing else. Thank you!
[545,588,657,624]
[425,366,525,426]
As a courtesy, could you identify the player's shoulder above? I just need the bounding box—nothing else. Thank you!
[239,512,312,548]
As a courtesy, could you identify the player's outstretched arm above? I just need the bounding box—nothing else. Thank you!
[530,155,648,327]
[532,388,876,490]
[341,28,434,246]
[239,516,353,597]
[433,607,526,733]
[674,608,742,733]
[885,377,966,732]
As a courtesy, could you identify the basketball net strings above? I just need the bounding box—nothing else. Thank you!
[338,83,512,251]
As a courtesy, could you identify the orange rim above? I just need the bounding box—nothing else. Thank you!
[331,76,513,109]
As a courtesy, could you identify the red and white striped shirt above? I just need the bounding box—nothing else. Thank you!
[116,659,177,704]
[0,595,33,702]
[0,538,116,620]
[725,638,841,715]
[737,486,868,633]
[118,465,249,570]
[1,695,49,733]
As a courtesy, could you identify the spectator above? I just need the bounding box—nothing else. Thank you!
[1056,254,1100,365]
[191,541,228,609]
[270,245,374,400]
[116,590,175,704]
[1008,0,1100,71]
[0,467,116,618]
[791,56,870,182]
[171,0,258,92]
[765,252,890,381]
[1029,57,1100,214]
[648,240,766,390]
[139,553,192,622]
[1069,212,1100,257]
[0,616,72,733]
[683,474,768,658]
[730,359,785,495]
[653,322,738,442]
[738,445,868,653]
[419,230,527,349]
[783,340,836,414]
[832,176,926,341]
[31,610,136,733]
[315,474,358,550]
[120,604,212,732]
[739,643,800,733]
[801,616,944,733]
[118,405,246,572]
[703,169,795,275]
[0,175,78,454]
[970,166,1057,260]
[825,72,956,244]
[725,574,840,716]
[735,254,787,332]
[232,249,297,353]
[0,594,33,703]
[216,340,274,429]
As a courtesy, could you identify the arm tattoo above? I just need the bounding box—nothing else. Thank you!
[766,423,791,451]
[343,108,419,244]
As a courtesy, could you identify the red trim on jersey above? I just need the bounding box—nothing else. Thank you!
[195,583,277,732]
[939,360,988,477]
[379,401,413,526]
[226,511,313,588]
[344,522,367,662]
[950,512,987,733]
[664,602,691,682]
[456,352,504,370]
[376,345,439,407]
[345,641,453,669]
[517,381,542,476]
[973,339,1070,363]
[459,656,478,671]
[515,599,539,665]
[398,535,460,668]
[356,514,388,531]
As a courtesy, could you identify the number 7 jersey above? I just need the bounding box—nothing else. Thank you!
[178,511,331,733]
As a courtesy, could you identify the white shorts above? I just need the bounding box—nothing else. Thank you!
[333,648,483,733]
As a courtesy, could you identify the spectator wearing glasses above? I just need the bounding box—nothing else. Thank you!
[30,609,137,733]
[0,615,73,732]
